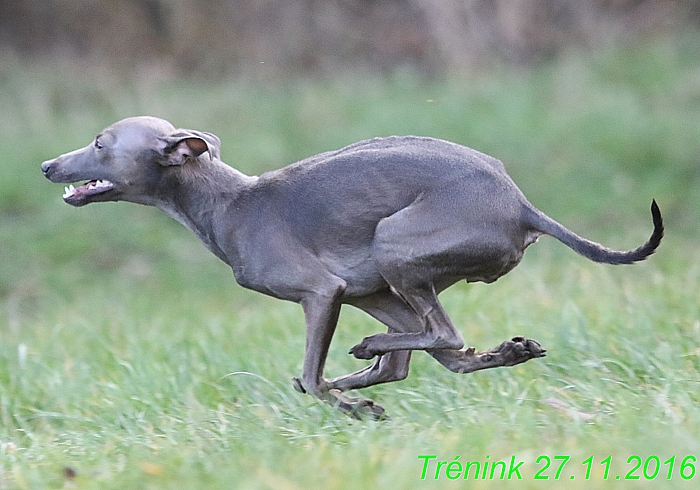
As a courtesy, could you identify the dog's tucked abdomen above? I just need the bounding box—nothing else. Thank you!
[229,136,536,296]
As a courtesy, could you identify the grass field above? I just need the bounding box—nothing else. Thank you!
[1,33,700,489]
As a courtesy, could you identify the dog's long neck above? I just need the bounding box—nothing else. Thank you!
[156,157,256,262]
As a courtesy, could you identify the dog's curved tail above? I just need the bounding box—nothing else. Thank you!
[525,200,663,265]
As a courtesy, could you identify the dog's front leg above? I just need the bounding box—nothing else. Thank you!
[296,286,345,397]
[293,283,385,419]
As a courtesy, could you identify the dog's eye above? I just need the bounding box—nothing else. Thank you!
[95,139,103,150]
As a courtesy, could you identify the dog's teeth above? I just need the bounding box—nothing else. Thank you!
[62,184,77,199]
[92,180,110,189]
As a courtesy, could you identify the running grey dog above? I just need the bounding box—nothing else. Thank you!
[41,116,663,417]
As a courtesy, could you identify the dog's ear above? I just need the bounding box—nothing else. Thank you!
[159,130,221,166]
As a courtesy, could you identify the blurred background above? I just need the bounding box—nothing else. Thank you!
[3,0,699,77]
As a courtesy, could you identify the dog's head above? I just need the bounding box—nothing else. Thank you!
[41,116,221,207]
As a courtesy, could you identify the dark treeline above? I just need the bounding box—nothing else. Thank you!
[1,0,698,77]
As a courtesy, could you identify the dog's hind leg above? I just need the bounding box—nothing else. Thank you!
[428,337,546,374]
[336,288,544,387]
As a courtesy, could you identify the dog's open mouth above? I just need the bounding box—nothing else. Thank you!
[62,180,114,206]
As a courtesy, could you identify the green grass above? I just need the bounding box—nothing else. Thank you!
[2,33,700,488]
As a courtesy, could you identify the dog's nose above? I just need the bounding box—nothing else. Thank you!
[41,160,53,175]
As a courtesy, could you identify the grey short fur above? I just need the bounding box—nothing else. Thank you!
[41,116,663,418]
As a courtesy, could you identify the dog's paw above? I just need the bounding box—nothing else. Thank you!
[490,336,546,366]
[349,339,376,360]
[519,337,546,358]
[328,389,387,420]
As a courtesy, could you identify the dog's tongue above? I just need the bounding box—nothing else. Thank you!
[63,180,114,200]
